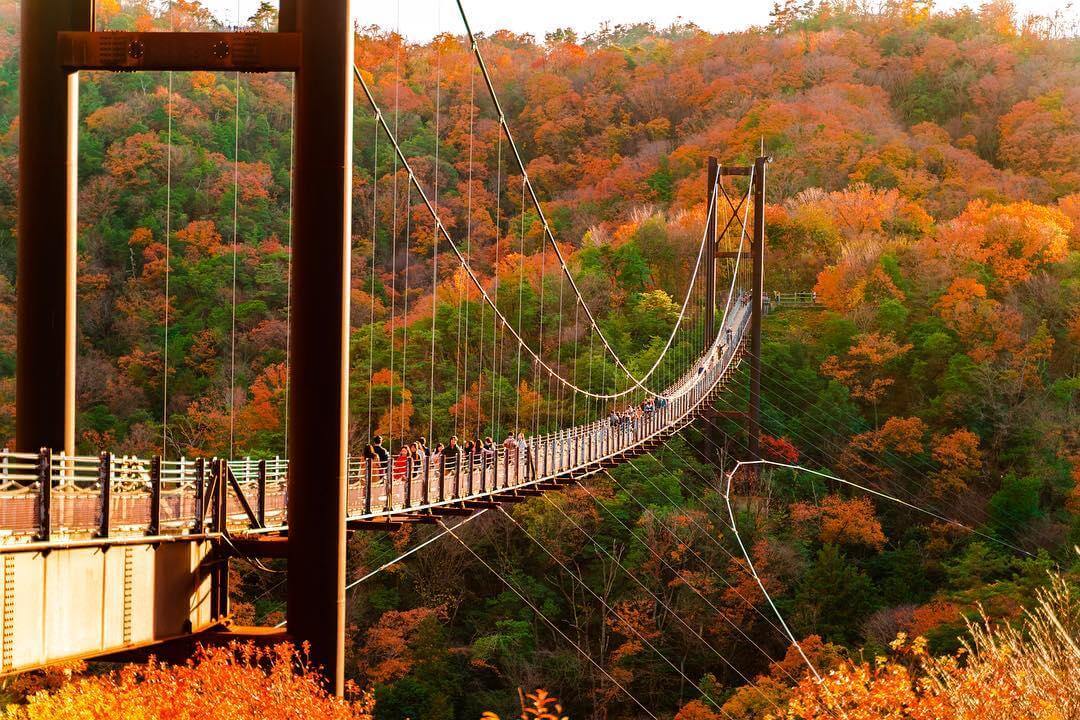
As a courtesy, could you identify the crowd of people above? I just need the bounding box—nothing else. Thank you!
[607,395,667,430]
[362,431,533,484]
[361,394,675,487]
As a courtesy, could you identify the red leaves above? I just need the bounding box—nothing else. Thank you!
[760,435,800,464]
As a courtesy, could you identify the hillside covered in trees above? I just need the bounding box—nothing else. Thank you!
[0,0,1078,718]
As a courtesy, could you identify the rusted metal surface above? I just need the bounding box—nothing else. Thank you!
[228,535,289,559]
[747,156,769,464]
[287,0,353,694]
[0,540,219,676]
[17,1,91,457]
[58,31,302,72]
[704,157,718,356]
[94,625,291,665]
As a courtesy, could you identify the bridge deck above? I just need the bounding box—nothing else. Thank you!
[0,305,749,546]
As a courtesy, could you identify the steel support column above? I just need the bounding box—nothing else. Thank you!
[286,0,353,696]
[747,156,768,464]
[17,0,92,454]
[703,157,718,353]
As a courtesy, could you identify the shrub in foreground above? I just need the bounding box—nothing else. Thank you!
[4,643,373,720]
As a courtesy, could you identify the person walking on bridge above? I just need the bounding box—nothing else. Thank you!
[446,436,462,470]
[393,445,409,489]
[372,435,391,488]
[503,433,518,482]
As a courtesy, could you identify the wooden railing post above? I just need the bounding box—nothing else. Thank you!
[466,449,474,495]
[257,458,267,527]
[37,447,51,542]
[364,458,373,514]
[98,451,112,538]
[214,459,228,533]
[149,454,162,535]
[438,452,446,502]
[193,457,205,533]
[479,449,487,493]
[453,451,461,498]
[502,447,509,489]
[384,457,393,512]
[421,453,431,504]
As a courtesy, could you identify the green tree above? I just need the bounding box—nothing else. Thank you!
[796,544,876,645]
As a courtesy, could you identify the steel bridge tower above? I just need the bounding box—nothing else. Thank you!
[18,0,353,694]
[702,155,769,466]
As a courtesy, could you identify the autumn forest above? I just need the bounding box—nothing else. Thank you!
[1,0,1079,718]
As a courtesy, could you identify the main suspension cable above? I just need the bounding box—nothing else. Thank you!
[353,61,728,400]
[428,5,443,447]
[451,0,728,399]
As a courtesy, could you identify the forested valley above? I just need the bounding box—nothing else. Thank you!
[0,1,1078,718]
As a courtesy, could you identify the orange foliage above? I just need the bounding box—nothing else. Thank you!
[815,262,905,314]
[999,90,1080,194]
[927,201,1072,293]
[718,635,845,720]
[930,429,982,496]
[607,599,661,664]
[1058,193,1080,249]
[516,379,544,431]
[850,417,927,456]
[674,699,725,720]
[175,219,225,260]
[5,643,373,719]
[772,571,1080,719]
[128,227,153,248]
[907,601,962,638]
[356,607,442,685]
[103,132,164,181]
[237,363,287,445]
[935,277,1022,361]
[821,333,912,404]
[953,200,1071,289]
[1068,457,1080,516]
[482,689,569,720]
[790,495,887,551]
[448,377,488,431]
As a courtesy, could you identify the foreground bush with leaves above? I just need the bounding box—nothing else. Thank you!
[481,689,569,720]
[4,643,373,720]
[767,570,1080,719]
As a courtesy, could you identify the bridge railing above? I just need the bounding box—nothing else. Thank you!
[0,303,751,542]
[330,301,752,521]
[770,290,819,307]
[0,450,42,536]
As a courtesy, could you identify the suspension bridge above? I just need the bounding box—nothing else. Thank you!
[0,0,799,698]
